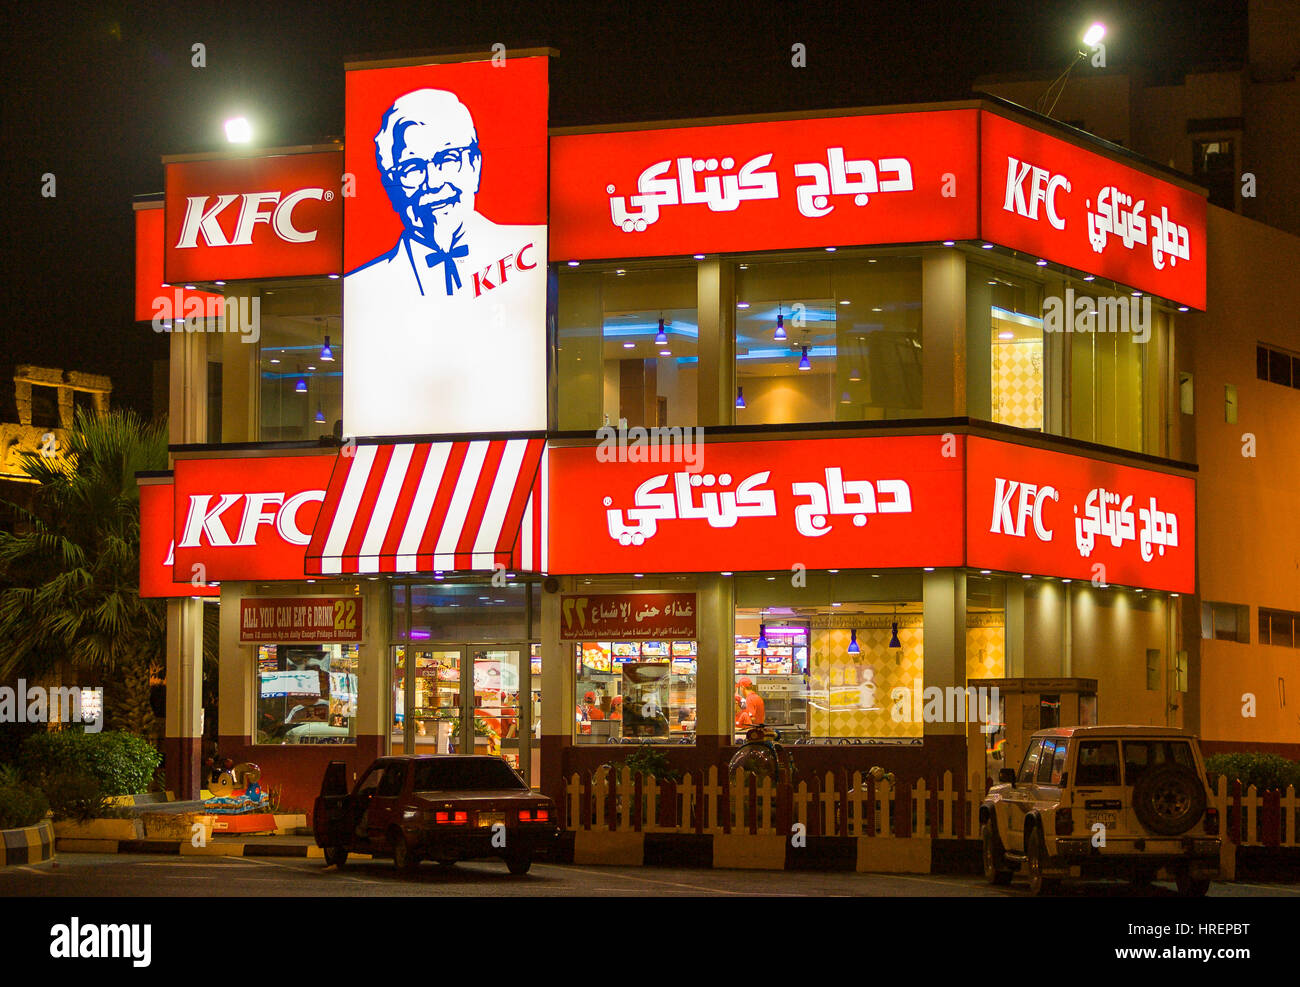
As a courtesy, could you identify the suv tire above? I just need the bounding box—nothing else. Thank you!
[1175,869,1211,897]
[323,846,348,868]
[982,823,1013,885]
[1132,764,1206,836]
[1027,827,1059,896]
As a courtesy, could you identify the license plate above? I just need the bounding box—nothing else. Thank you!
[475,812,505,828]
[1085,810,1117,829]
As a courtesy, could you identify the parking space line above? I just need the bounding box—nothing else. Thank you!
[535,863,747,895]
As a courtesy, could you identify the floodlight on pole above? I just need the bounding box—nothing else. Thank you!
[225,117,252,143]
[1035,22,1106,119]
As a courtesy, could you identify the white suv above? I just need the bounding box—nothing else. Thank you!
[980,726,1221,896]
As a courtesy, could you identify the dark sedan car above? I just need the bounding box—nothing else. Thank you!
[313,755,559,875]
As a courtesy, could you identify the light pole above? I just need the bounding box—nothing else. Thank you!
[1036,22,1106,118]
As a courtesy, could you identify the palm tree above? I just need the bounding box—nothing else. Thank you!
[0,408,168,736]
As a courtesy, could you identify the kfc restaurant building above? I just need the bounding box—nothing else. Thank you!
[136,50,1203,813]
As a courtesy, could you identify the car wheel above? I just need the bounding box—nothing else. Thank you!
[1131,866,1157,888]
[505,854,532,876]
[323,847,348,868]
[390,829,420,873]
[1026,828,1058,896]
[982,823,1013,885]
[436,859,457,868]
[1175,869,1211,897]
[1132,764,1207,836]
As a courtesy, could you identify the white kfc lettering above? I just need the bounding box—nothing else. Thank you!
[277,489,326,545]
[1002,157,1070,230]
[174,189,326,248]
[178,490,325,548]
[989,477,1058,540]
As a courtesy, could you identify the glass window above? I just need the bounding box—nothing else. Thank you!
[575,639,696,746]
[258,283,342,441]
[376,762,407,797]
[355,765,384,795]
[1036,739,1059,783]
[735,254,922,425]
[394,581,530,643]
[1271,610,1294,648]
[555,265,698,431]
[256,644,358,745]
[412,757,527,791]
[1075,740,1120,785]
[1122,740,1195,785]
[1192,139,1235,210]
[1018,738,1045,785]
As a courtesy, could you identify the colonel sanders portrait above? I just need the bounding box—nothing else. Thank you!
[343,87,547,437]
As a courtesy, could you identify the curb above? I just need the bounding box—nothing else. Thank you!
[105,793,176,807]
[54,837,371,861]
[1,821,56,866]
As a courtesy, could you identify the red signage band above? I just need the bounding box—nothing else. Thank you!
[239,596,363,644]
[163,150,343,284]
[139,482,220,599]
[549,108,979,261]
[965,436,1195,593]
[979,111,1206,309]
[134,206,221,323]
[560,593,698,641]
[172,454,336,582]
[547,434,967,575]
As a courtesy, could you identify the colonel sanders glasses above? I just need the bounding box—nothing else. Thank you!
[388,145,479,190]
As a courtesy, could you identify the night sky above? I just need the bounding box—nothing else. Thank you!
[0,0,1247,419]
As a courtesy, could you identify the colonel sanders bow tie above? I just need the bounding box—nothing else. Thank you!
[424,229,469,296]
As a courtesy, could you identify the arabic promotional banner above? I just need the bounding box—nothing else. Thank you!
[980,111,1207,310]
[139,482,219,599]
[966,436,1195,593]
[343,55,549,438]
[560,592,698,640]
[163,151,344,284]
[549,108,979,261]
[172,454,335,582]
[548,435,966,574]
[239,596,363,644]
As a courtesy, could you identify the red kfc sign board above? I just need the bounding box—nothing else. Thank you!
[966,436,1194,593]
[547,435,965,575]
[172,454,335,582]
[560,593,697,641]
[980,111,1206,310]
[549,108,979,261]
[139,482,219,598]
[239,596,363,644]
[134,205,221,322]
[164,150,343,284]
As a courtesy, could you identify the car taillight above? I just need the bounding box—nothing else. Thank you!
[1055,806,1073,835]
[435,811,468,825]
[518,807,551,822]
[1203,807,1219,835]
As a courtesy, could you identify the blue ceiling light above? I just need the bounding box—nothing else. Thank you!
[319,335,335,361]
[314,405,326,424]
[889,621,902,649]
[774,311,787,341]
[735,386,746,409]
[757,623,769,650]
[295,378,307,393]
[847,628,861,654]
[798,345,811,371]
[654,318,668,346]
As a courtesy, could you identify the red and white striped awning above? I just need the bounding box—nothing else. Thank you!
[305,438,547,576]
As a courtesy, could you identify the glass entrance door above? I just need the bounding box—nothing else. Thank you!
[393,646,464,754]
[471,647,523,771]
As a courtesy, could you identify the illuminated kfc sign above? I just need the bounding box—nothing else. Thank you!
[163,150,343,284]
[966,436,1195,593]
[139,482,219,599]
[550,108,979,260]
[980,111,1206,310]
[343,53,550,438]
[548,435,966,574]
[172,455,335,582]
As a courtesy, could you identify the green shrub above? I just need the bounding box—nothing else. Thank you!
[42,771,107,823]
[1204,752,1300,793]
[607,745,682,783]
[18,730,162,796]
[0,783,49,829]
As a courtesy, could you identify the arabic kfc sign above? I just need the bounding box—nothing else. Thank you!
[343,54,549,438]
[172,454,335,582]
[550,108,978,260]
[239,597,363,644]
[966,437,1194,593]
[164,150,343,284]
[980,112,1206,309]
[548,435,965,575]
[139,482,219,598]
[560,593,697,640]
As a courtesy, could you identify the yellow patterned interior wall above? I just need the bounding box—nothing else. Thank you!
[991,335,1043,431]
[809,626,923,739]
[965,618,1006,681]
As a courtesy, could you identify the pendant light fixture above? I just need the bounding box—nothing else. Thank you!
[295,376,307,394]
[889,616,902,650]
[314,405,327,424]
[735,386,746,409]
[849,367,862,382]
[798,345,811,371]
[319,335,335,362]
[756,623,769,650]
[654,317,668,346]
[774,305,787,341]
[847,628,861,654]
